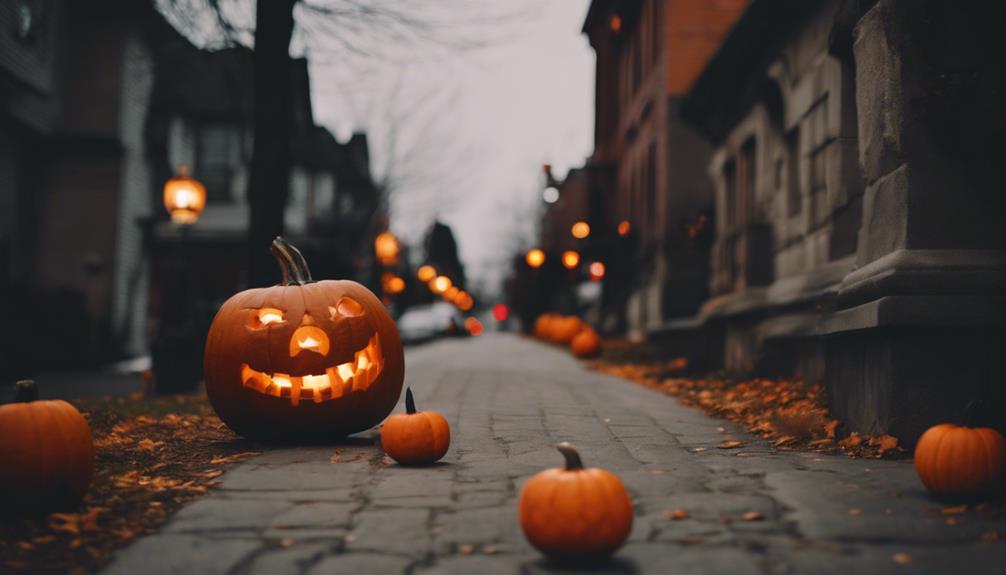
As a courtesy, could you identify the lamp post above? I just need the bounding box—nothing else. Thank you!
[153,166,205,393]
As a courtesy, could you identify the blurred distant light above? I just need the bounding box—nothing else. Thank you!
[493,304,509,322]
[571,221,590,239]
[444,286,460,302]
[617,220,631,237]
[417,264,436,282]
[382,272,406,294]
[562,250,580,270]
[456,291,474,311]
[465,317,484,336]
[430,275,452,294]
[526,248,546,268]
[374,231,400,266]
[543,186,560,204]
[610,14,622,33]
[589,261,606,281]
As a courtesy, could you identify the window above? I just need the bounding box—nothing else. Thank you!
[737,138,756,229]
[786,128,801,216]
[197,124,234,203]
[806,96,832,225]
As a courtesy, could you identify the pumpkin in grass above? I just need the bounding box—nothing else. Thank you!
[518,442,633,558]
[204,237,404,441]
[550,316,583,344]
[570,328,601,358]
[381,388,450,465]
[914,423,1005,497]
[0,380,95,515]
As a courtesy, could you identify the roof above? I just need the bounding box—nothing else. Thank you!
[679,0,819,142]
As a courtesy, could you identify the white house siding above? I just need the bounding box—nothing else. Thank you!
[110,29,154,356]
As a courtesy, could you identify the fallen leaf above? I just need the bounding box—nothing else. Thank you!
[664,509,689,520]
[136,438,160,451]
[717,440,743,449]
[892,552,911,565]
[210,452,260,465]
[690,447,707,453]
[871,434,899,453]
[482,544,501,554]
[941,505,967,515]
[739,511,764,521]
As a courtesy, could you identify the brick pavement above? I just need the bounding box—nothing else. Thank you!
[101,334,1006,574]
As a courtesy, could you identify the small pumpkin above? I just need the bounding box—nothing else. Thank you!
[0,380,95,515]
[550,316,583,344]
[518,442,633,558]
[381,388,450,465]
[914,422,1005,497]
[204,237,405,440]
[533,314,555,340]
[570,328,601,358]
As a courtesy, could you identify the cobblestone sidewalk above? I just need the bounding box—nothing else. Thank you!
[101,334,1006,575]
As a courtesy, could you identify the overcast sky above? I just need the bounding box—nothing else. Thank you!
[160,0,594,294]
[309,1,595,293]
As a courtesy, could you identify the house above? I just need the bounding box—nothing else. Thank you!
[0,0,382,381]
[580,0,748,338]
[680,0,1006,443]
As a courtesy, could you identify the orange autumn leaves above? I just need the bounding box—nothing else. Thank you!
[593,360,902,458]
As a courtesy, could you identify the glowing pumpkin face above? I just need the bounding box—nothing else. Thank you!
[204,238,404,440]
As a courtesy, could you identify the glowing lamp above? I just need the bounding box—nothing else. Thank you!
[430,275,452,295]
[465,317,483,336]
[526,249,546,269]
[417,265,436,282]
[163,165,206,224]
[456,292,474,312]
[493,304,509,322]
[589,261,606,281]
[562,250,580,270]
[571,221,590,239]
[381,272,405,295]
[374,232,400,267]
[543,186,559,204]
[617,220,631,237]
[610,14,622,33]
[444,286,460,302]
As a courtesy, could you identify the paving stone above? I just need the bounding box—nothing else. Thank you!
[306,553,412,575]
[102,534,260,575]
[245,542,331,575]
[101,335,1006,575]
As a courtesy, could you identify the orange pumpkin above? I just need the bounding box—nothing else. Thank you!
[381,387,451,465]
[550,316,583,344]
[533,314,554,339]
[0,380,95,515]
[204,237,404,440]
[519,442,633,558]
[914,423,1005,497]
[570,328,601,358]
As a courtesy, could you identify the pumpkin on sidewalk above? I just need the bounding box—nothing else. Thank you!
[381,388,450,466]
[203,237,405,441]
[518,442,633,559]
[570,328,602,359]
[914,421,1005,498]
[0,380,95,515]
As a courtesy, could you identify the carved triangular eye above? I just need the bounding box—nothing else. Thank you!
[330,297,364,318]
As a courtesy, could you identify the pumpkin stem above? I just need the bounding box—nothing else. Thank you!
[15,380,39,403]
[556,442,584,471]
[270,237,313,285]
[405,387,416,415]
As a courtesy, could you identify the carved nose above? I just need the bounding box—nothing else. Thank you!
[289,326,330,357]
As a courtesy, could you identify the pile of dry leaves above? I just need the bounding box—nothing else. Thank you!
[593,359,903,459]
[0,392,258,574]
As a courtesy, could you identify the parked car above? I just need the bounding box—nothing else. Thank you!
[396,303,468,344]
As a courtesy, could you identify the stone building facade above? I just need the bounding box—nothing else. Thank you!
[581,0,747,338]
[681,0,1006,443]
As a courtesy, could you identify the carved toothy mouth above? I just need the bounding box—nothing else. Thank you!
[241,333,384,405]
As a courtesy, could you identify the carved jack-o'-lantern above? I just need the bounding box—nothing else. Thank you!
[204,238,405,440]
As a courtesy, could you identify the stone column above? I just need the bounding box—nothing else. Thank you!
[823,0,1006,444]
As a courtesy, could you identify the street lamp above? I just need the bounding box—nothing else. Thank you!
[562,250,580,269]
[417,264,436,282]
[163,165,205,224]
[374,231,400,267]
[525,248,546,268]
[430,275,452,295]
[571,221,590,239]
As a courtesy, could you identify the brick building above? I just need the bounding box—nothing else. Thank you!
[681,0,1006,443]
[581,0,748,338]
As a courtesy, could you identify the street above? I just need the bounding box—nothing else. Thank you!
[99,334,1006,575]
